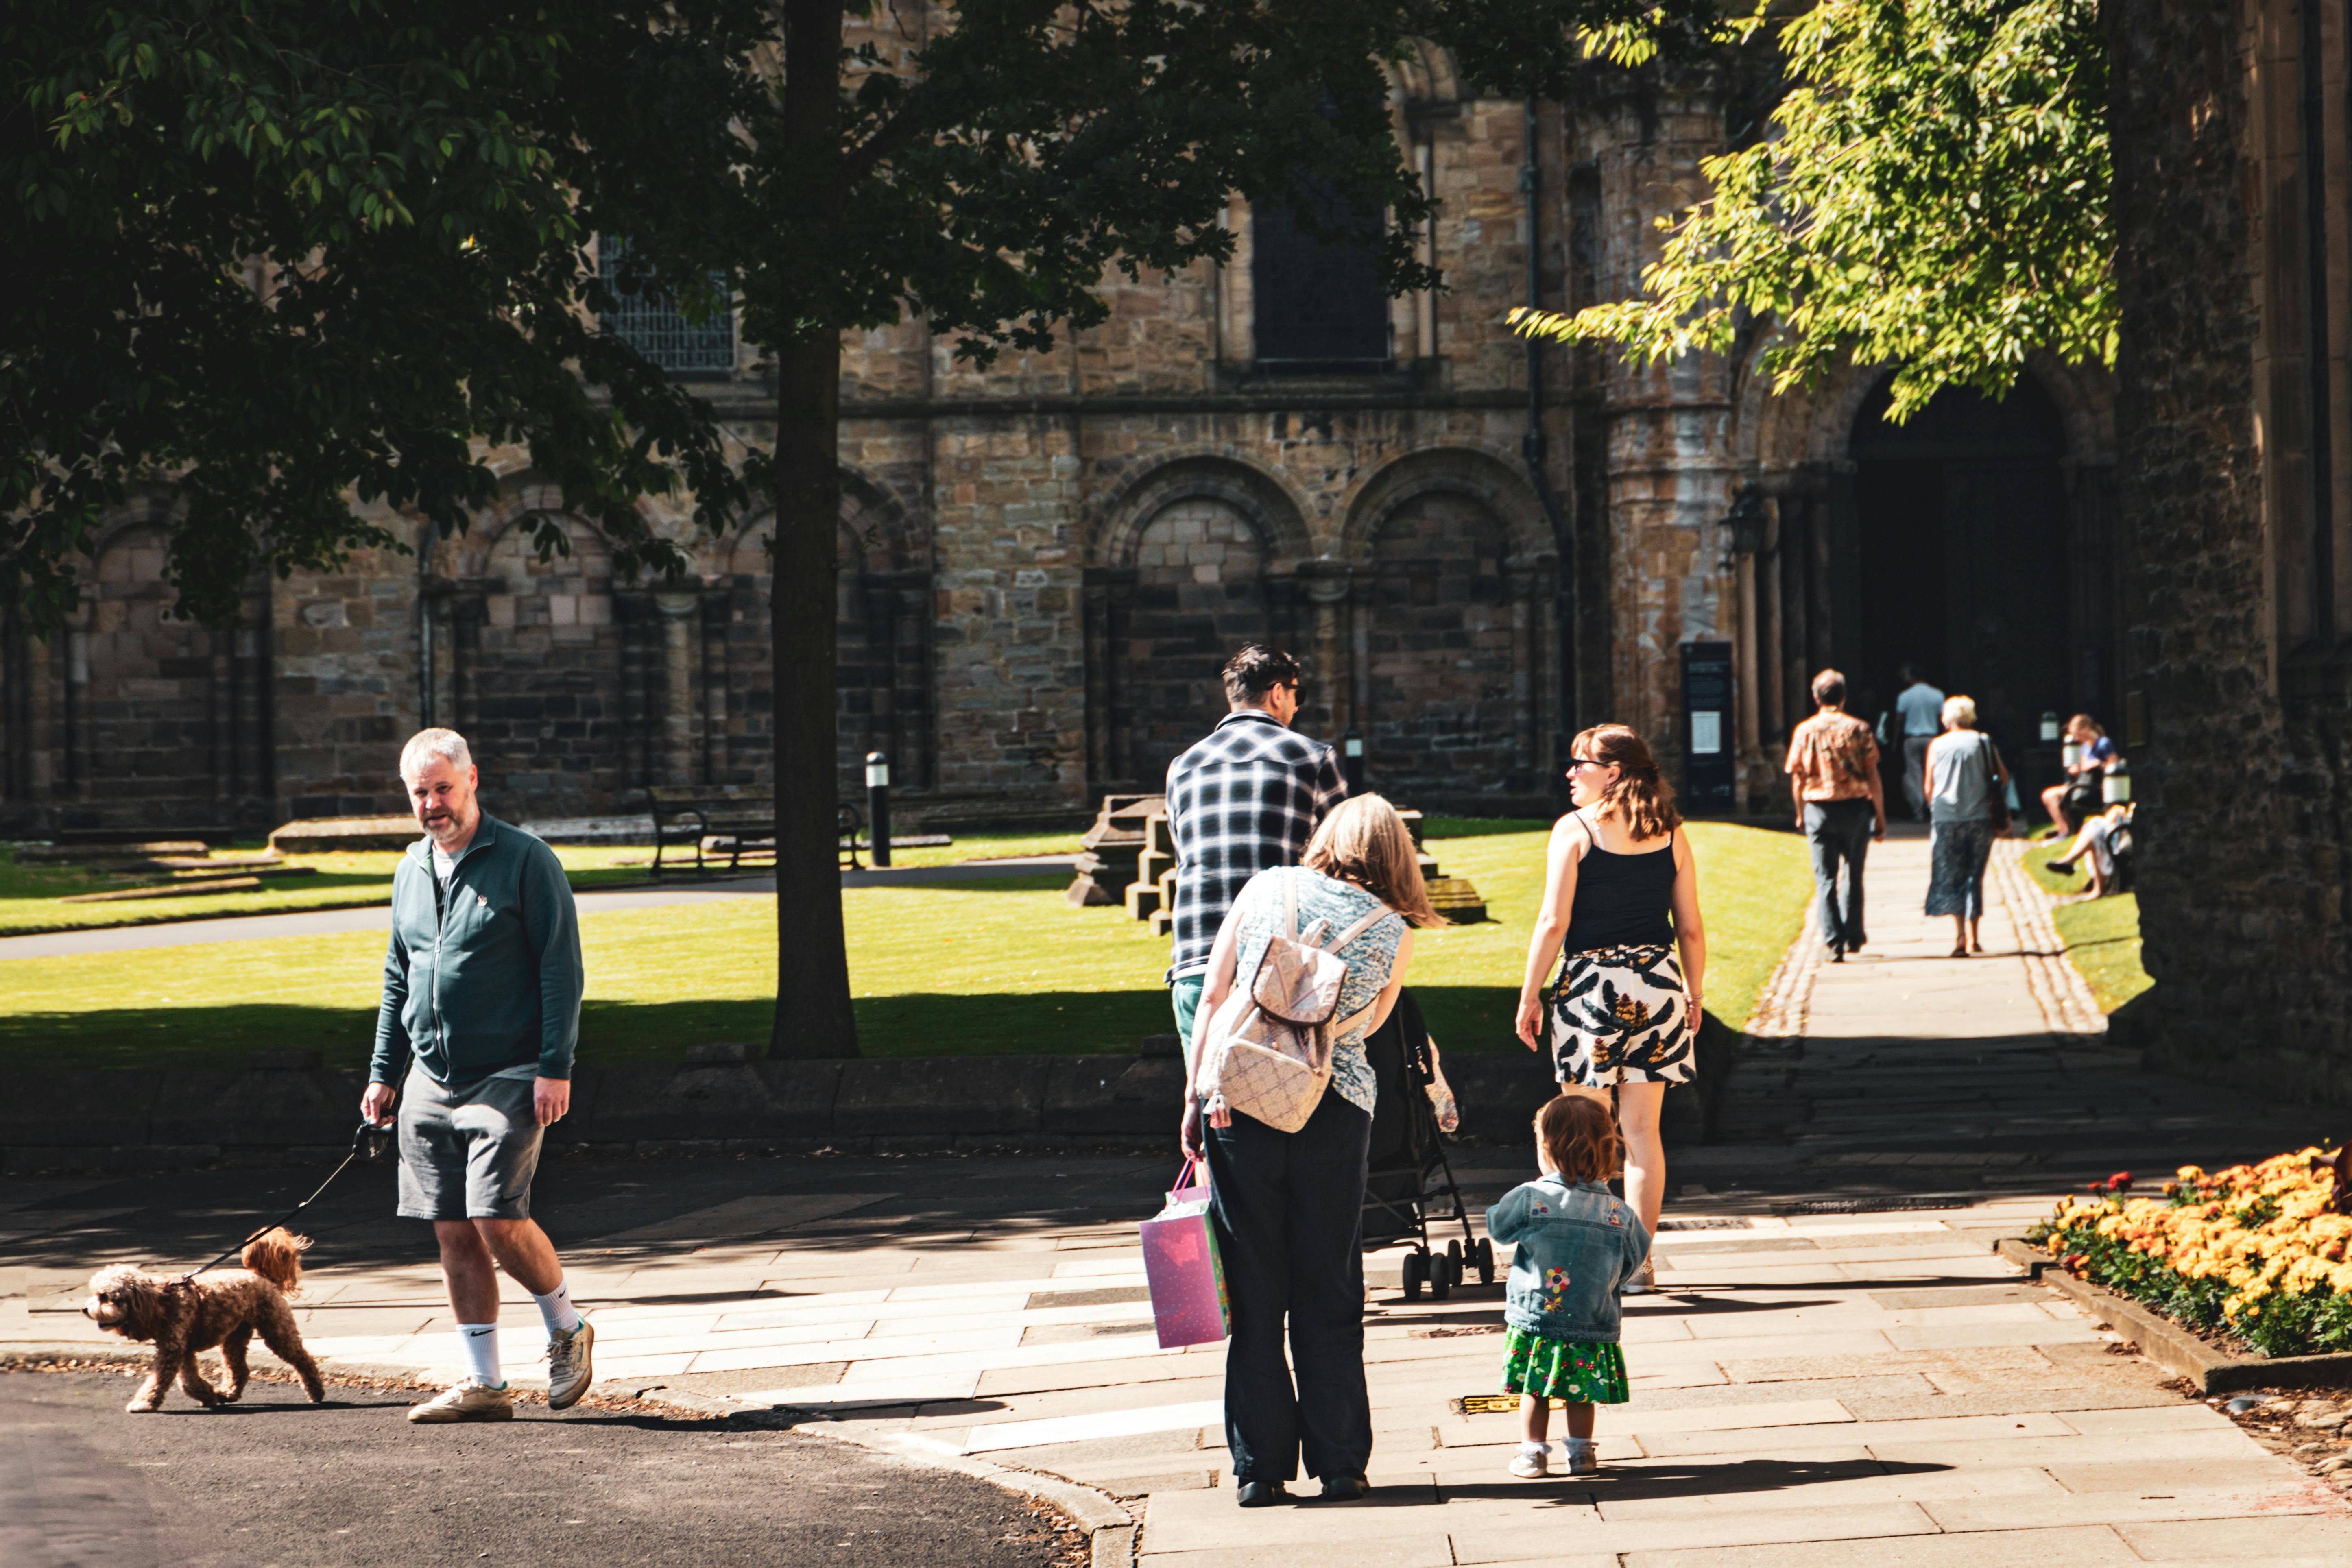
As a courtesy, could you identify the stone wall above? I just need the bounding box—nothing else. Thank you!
[2110,0,2352,1104]
[0,52,1792,838]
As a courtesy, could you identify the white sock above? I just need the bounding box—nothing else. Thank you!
[1517,1440,1549,1457]
[532,1280,583,1336]
[456,1323,504,1387]
[1562,1436,1595,1452]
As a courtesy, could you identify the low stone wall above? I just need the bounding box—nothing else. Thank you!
[0,1033,1736,1174]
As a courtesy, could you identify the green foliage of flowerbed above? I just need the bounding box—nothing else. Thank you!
[2030,1152,2352,1359]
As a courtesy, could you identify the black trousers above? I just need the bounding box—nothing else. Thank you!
[1204,1090,1373,1484]
[1804,798,1875,949]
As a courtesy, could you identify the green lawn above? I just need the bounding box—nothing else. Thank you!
[0,827,1083,938]
[0,818,1813,1069]
[2017,837,2153,1014]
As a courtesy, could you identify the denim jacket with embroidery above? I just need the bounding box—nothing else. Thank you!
[1484,1175,1652,1343]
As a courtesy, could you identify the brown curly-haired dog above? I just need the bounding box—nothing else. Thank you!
[79,1227,326,1413]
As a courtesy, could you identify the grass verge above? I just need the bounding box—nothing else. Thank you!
[2016,838,2152,1014]
[0,820,1813,1069]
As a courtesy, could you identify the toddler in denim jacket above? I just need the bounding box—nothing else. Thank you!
[1482,1093,1651,1477]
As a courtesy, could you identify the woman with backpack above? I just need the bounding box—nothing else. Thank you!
[1178,794,1445,1508]
[1513,723,1704,1295]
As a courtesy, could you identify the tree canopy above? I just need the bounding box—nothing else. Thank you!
[7,0,1686,1058]
[3,0,755,631]
[1518,0,2112,419]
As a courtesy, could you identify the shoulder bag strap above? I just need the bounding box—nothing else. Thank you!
[1284,865,1300,940]
[1327,901,1394,954]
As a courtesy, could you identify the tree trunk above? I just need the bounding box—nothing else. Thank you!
[769,0,858,1060]
[768,329,859,1060]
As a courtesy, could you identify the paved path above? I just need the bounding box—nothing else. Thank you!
[0,856,1077,962]
[5,835,2347,1562]
[0,1369,1084,1568]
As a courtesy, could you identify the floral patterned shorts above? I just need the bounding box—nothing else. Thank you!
[1500,1328,1629,1404]
[1549,942,1697,1087]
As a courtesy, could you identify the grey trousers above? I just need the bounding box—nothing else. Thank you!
[1804,799,1874,950]
[1903,735,1935,820]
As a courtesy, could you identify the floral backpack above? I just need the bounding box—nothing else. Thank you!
[1197,869,1393,1132]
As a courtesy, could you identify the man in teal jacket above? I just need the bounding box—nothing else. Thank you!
[360,728,594,1422]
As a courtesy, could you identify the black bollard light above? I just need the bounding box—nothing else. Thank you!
[865,752,892,868]
[1342,728,1366,795]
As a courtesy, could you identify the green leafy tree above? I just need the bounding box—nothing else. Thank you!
[1519,0,2112,419]
[6,0,1671,1060]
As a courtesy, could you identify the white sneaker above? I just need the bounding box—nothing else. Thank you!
[1619,1258,1656,1295]
[407,1378,515,1424]
[546,1319,595,1411]
[1562,1442,1599,1476]
[1507,1446,1549,1479]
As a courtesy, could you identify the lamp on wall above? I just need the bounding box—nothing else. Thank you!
[1720,482,1769,571]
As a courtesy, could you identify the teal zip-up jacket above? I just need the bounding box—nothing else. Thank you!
[368,815,583,1086]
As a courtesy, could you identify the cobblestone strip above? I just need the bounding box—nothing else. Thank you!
[1988,841,2107,1038]
[1743,905,1823,1041]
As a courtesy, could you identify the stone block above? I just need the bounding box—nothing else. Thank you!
[0,1071,169,1148]
[1444,1053,1560,1143]
[147,1067,369,1149]
[571,1062,811,1143]
[831,1056,1052,1136]
[1043,1055,1185,1135]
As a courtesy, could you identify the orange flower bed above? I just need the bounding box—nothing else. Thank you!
[2031,1150,2352,1358]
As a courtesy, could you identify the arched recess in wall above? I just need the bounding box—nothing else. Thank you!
[1084,456,1312,792]
[52,495,275,833]
[718,469,932,796]
[1732,346,2118,784]
[441,509,627,820]
[1341,450,1556,804]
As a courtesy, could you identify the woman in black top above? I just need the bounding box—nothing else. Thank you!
[1514,724,1706,1284]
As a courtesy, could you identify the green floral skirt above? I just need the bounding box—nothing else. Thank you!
[1500,1328,1629,1404]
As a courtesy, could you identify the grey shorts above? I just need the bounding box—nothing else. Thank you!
[395,1065,544,1221]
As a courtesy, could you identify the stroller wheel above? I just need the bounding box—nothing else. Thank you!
[1474,1237,1495,1285]
[1402,1250,1426,1301]
[1446,1239,1463,1278]
[1430,1254,1453,1301]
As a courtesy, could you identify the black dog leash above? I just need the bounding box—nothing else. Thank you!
[178,1122,397,1282]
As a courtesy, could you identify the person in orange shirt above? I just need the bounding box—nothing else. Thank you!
[1785,670,1889,962]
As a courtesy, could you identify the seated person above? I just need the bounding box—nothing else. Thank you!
[2040,715,2115,836]
[2049,802,2134,898]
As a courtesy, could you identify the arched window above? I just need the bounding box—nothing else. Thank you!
[1251,182,1390,369]
[596,238,736,377]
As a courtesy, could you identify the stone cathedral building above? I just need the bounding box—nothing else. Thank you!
[0,45,2129,844]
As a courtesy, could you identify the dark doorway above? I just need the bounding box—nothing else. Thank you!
[1850,377,2086,788]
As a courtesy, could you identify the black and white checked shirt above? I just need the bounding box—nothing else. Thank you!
[1164,710,1348,982]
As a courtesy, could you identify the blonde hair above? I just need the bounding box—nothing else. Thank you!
[1303,795,1447,929]
[1536,1093,1623,1184]
[1940,695,1978,728]
[2069,713,2105,738]
[1571,724,1682,840]
[399,728,473,781]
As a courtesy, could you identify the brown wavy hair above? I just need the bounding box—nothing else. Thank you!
[1536,1093,1623,1184]
[1571,724,1682,840]
[1303,794,1447,929]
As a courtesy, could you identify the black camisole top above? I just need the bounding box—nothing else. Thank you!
[1560,816,1678,954]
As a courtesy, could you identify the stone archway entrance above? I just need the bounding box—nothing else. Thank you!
[1844,376,2116,787]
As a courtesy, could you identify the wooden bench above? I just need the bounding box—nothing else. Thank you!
[648,785,781,874]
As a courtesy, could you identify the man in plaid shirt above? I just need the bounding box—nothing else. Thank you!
[1164,645,1348,1044]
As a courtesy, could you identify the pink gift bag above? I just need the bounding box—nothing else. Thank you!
[1141,1157,1229,1349]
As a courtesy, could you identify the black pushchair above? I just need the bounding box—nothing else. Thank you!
[1361,990,1494,1300]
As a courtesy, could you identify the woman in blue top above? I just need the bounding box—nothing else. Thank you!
[1180,794,1444,1507]
[1923,695,2012,957]
[1486,1093,1651,1478]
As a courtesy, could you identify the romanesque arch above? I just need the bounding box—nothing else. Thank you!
[711,468,932,794]
[1084,456,1314,790]
[1338,449,1555,803]
[37,494,275,832]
